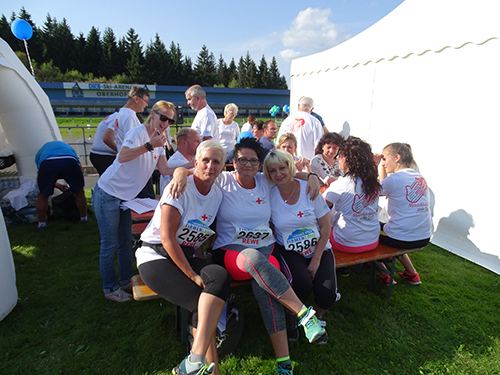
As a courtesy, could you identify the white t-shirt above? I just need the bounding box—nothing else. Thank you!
[380,168,431,241]
[136,175,223,266]
[109,107,141,151]
[278,111,324,160]
[217,119,240,154]
[191,105,218,140]
[241,122,253,133]
[323,176,380,247]
[91,112,118,156]
[213,172,276,249]
[159,151,192,195]
[97,125,165,201]
[270,179,330,258]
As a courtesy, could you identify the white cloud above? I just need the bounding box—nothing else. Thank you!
[279,49,302,62]
[281,8,345,53]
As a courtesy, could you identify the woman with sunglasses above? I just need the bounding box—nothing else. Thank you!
[92,100,181,303]
[263,149,338,343]
[170,137,326,375]
[310,132,344,187]
[323,136,381,254]
[217,103,240,163]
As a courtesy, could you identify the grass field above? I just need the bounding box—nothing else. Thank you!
[2,192,500,375]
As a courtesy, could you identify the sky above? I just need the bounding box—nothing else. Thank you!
[5,0,406,86]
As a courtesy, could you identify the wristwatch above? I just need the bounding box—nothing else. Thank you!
[144,142,153,152]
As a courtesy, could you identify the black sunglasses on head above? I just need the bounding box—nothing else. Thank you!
[154,110,175,125]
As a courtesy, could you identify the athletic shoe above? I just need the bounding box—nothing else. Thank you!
[377,274,397,285]
[120,282,132,293]
[274,362,293,374]
[104,288,132,303]
[286,312,299,341]
[398,271,422,285]
[314,330,328,345]
[172,356,215,375]
[339,267,350,276]
[298,307,326,343]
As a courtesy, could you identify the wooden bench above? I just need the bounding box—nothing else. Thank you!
[333,243,423,298]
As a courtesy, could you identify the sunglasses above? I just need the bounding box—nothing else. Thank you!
[154,110,175,125]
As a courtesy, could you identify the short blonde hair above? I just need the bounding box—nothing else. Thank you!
[144,100,175,126]
[277,133,298,155]
[196,139,227,167]
[263,149,296,183]
[224,103,238,115]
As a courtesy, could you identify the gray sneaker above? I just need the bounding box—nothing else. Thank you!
[105,288,132,302]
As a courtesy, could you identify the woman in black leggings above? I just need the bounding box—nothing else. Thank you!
[136,140,230,375]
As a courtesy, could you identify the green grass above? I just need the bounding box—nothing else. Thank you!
[2,192,500,374]
[56,117,279,139]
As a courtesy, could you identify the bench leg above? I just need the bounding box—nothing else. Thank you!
[369,258,396,298]
[175,305,190,346]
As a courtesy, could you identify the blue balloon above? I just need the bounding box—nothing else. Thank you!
[283,105,290,114]
[237,131,255,143]
[11,19,33,41]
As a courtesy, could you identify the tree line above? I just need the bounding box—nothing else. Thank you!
[0,7,288,89]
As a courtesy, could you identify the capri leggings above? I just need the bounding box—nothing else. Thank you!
[212,244,290,334]
[379,223,430,249]
[138,245,231,328]
[277,245,340,311]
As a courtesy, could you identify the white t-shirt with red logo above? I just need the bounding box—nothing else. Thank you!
[278,111,324,160]
[217,119,240,154]
[136,175,223,266]
[323,176,380,247]
[97,124,165,201]
[213,171,276,249]
[380,168,431,241]
[108,107,141,151]
[270,179,330,258]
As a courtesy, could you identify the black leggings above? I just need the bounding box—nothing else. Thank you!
[138,246,231,328]
[379,223,430,249]
[277,245,339,311]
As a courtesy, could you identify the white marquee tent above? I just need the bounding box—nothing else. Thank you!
[0,37,61,320]
[290,0,500,274]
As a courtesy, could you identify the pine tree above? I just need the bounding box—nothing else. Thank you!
[182,56,194,86]
[144,34,170,84]
[257,55,269,89]
[83,26,101,76]
[99,27,119,79]
[227,58,237,85]
[52,18,76,72]
[124,28,144,83]
[216,54,228,87]
[268,56,282,89]
[194,45,216,87]
[169,41,184,85]
[0,14,18,50]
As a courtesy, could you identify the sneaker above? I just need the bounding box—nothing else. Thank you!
[298,307,326,343]
[80,216,93,224]
[172,356,215,375]
[339,267,350,276]
[377,274,397,285]
[398,271,422,285]
[286,312,299,341]
[274,362,293,374]
[314,330,328,344]
[35,225,47,232]
[120,282,132,293]
[104,288,132,303]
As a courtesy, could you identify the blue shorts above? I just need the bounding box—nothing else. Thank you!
[37,157,84,196]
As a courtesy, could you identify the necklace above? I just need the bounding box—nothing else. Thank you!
[283,181,296,203]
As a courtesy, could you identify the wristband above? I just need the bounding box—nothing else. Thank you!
[307,172,318,180]
[144,142,153,152]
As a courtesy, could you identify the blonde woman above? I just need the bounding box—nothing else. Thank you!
[277,133,311,172]
[92,100,178,303]
[217,103,240,162]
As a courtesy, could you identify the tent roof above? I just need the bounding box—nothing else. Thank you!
[291,0,500,77]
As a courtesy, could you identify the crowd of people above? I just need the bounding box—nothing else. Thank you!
[34,86,431,375]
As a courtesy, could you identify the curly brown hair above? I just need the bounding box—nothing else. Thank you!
[314,132,344,155]
[340,136,380,201]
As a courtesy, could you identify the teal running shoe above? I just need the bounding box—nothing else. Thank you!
[274,362,293,374]
[298,307,326,343]
[172,355,215,375]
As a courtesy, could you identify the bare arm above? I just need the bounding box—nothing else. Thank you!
[102,128,117,152]
[160,204,205,288]
[118,133,166,163]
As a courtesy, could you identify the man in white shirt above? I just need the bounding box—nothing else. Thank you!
[185,84,218,141]
[278,96,325,160]
[159,128,200,194]
[102,86,150,152]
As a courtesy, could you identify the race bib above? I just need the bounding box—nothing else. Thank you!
[233,227,272,247]
[283,226,320,258]
[176,219,215,249]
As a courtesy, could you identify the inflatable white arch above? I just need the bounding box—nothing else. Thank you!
[0,37,61,320]
[290,0,500,274]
